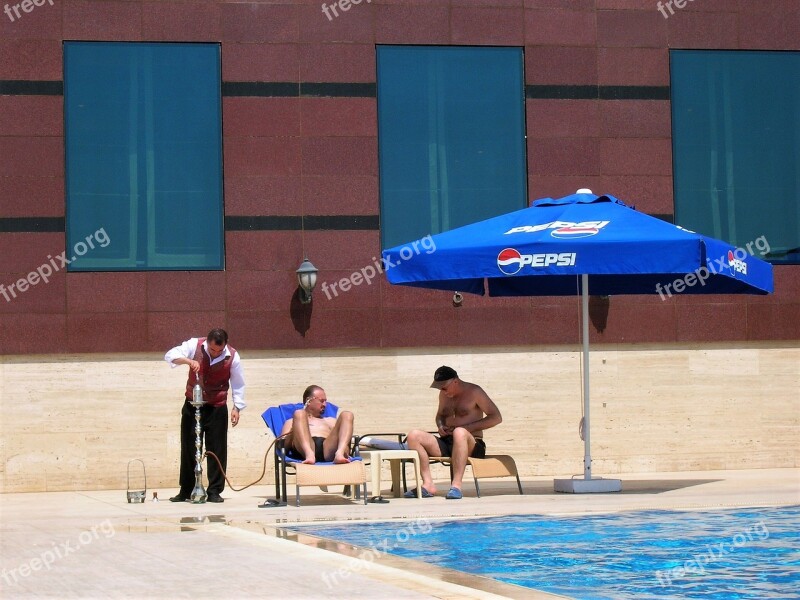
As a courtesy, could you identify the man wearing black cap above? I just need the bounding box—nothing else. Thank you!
[404,366,502,499]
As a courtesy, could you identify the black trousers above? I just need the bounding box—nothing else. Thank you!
[179,400,228,496]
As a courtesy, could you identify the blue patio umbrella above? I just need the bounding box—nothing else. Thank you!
[382,190,774,492]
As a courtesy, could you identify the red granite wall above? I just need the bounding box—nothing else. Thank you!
[0,0,798,354]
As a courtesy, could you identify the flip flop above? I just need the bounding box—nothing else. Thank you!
[403,487,434,498]
[445,487,463,500]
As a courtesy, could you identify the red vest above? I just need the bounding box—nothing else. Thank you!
[184,339,236,407]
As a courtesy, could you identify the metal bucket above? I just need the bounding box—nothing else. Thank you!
[126,459,147,503]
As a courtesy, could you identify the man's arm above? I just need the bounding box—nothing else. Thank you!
[435,394,451,436]
[463,387,502,435]
[164,338,199,372]
[229,351,245,411]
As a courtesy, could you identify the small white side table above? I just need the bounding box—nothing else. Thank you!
[361,449,422,499]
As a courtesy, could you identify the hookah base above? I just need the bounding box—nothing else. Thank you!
[189,486,207,504]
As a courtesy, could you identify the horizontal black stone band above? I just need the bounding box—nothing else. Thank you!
[224,216,302,230]
[2,215,379,233]
[2,80,668,101]
[300,82,376,98]
[0,217,65,233]
[600,86,670,100]
[0,80,63,95]
[3,214,671,233]
[526,85,670,100]
[225,215,379,231]
[221,82,376,98]
[221,82,300,97]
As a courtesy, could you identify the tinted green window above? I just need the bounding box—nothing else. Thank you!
[377,46,527,249]
[64,42,224,270]
[671,50,800,264]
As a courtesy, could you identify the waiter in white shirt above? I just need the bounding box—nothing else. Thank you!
[164,328,245,503]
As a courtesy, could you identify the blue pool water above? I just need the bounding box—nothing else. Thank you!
[294,505,800,599]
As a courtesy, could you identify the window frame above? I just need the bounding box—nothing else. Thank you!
[376,44,528,250]
[670,48,800,265]
[63,41,225,272]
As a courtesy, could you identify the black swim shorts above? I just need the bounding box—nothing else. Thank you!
[287,436,326,462]
[436,435,486,459]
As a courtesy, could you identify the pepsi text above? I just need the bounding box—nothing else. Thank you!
[655,235,770,300]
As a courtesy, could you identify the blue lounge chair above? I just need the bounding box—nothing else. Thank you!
[260,402,366,507]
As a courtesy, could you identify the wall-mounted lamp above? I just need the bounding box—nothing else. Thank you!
[296,258,318,304]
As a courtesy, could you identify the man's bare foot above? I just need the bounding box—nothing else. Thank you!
[300,449,316,464]
[333,453,350,464]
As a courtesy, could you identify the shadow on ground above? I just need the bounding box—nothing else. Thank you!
[442,478,723,498]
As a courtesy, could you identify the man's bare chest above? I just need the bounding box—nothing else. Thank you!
[445,398,478,418]
[308,417,332,434]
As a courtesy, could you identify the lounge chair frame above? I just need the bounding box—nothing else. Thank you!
[261,403,367,507]
[429,455,523,497]
[358,432,523,498]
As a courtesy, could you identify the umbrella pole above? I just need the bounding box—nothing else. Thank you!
[582,274,591,480]
[553,274,622,493]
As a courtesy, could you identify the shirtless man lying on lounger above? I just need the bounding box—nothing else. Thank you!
[280,385,354,464]
[405,366,502,499]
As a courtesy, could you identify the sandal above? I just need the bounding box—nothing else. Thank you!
[445,487,463,500]
[403,487,434,498]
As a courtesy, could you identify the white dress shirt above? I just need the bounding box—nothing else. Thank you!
[164,338,246,410]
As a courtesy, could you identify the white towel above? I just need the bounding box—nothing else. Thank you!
[359,437,408,451]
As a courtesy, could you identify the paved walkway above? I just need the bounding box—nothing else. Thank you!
[1,468,798,599]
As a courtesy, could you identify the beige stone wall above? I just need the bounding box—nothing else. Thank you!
[1,343,798,493]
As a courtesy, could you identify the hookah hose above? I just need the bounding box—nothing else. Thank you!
[203,432,289,492]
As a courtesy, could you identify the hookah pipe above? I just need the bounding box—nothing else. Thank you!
[204,432,289,492]
[205,401,345,491]
[191,376,290,494]
[206,400,338,490]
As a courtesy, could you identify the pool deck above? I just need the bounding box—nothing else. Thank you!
[1,468,798,599]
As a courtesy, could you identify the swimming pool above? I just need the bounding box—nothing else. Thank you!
[294,505,800,599]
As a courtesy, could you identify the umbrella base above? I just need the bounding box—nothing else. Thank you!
[554,477,622,493]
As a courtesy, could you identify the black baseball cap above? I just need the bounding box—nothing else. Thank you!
[430,365,458,389]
